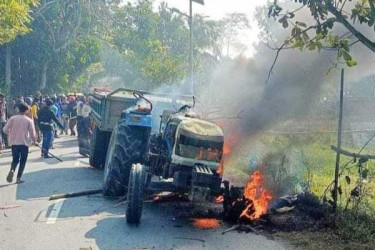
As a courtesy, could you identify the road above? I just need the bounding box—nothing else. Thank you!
[0,136,287,250]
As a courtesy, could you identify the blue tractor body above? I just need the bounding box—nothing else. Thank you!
[122,111,153,128]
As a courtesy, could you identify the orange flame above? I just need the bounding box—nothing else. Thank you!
[223,140,231,156]
[240,171,272,220]
[215,195,224,203]
[193,218,220,229]
[216,125,241,176]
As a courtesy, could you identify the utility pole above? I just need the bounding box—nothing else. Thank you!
[333,68,345,212]
[188,0,204,96]
[170,1,203,95]
[189,0,193,95]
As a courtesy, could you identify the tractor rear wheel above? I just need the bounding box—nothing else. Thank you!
[126,163,146,224]
[89,127,111,169]
[102,119,150,197]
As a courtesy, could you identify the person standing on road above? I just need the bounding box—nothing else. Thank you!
[77,96,92,153]
[3,103,37,183]
[38,99,64,158]
[76,96,85,137]
[0,93,7,151]
[60,95,69,135]
[67,97,77,136]
[31,98,41,142]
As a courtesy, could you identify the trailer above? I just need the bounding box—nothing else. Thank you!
[85,88,194,169]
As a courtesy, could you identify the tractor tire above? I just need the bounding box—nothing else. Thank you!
[102,119,150,197]
[126,163,146,224]
[89,128,111,169]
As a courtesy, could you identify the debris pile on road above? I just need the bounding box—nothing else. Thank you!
[222,171,272,223]
[264,192,329,232]
[219,190,329,234]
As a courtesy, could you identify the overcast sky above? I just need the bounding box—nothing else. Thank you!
[154,0,267,19]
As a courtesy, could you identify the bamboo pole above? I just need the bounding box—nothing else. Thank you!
[333,68,345,212]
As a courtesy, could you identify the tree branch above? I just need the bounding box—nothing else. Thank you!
[325,1,375,53]
[369,0,375,14]
[264,22,327,84]
[265,43,285,84]
[331,145,375,160]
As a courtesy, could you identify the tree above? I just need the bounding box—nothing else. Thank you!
[268,0,375,69]
[0,0,38,45]
[0,0,38,94]
[218,13,250,57]
[0,0,106,96]
[109,1,221,89]
[31,0,108,90]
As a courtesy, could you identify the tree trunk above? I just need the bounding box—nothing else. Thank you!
[40,60,48,90]
[5,44,11,94]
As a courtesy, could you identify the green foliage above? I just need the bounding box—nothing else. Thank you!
[0,0,105,96]
[335,210,375,247]
[111,1,183,87]
[268,0,375,67]
[48,37,102,93]
[110,1,221,88]
[226,132,375,246]
[0,0,38,45]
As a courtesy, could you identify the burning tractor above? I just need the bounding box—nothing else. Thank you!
[101,92,224,224]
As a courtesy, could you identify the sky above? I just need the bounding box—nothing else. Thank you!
[154,0,267,20]
[153,0,270,56]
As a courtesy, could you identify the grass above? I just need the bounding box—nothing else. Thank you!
[223,132,375,248]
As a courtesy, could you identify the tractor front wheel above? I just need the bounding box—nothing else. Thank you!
[126,163,146,224]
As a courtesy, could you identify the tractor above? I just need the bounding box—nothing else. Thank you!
[102,92,225,224]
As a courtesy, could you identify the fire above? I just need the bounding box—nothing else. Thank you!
[223,140,231,156]
[240,171,272,220]
[215,121,241,176]
[217,161,224,176]
[193,218,220,229]
[215,195,224,203]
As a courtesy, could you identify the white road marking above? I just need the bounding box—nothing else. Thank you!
[46,200,65,224]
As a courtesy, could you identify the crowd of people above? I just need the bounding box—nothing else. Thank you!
[0,92,92,183]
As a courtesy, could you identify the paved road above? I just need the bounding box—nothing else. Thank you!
[0,136,287,250]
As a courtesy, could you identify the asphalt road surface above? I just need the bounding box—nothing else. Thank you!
[0,136,287,250]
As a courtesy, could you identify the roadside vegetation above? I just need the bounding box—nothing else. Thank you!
[224,131,375,248]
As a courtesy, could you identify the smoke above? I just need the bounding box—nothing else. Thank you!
[201,1,375,138]
[191,1,375,195]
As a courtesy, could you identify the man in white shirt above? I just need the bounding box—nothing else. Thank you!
[77,96,92,156]
[3,103,37,183]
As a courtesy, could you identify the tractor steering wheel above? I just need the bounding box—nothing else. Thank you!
[133,92,153,113]
[178,105,191,112]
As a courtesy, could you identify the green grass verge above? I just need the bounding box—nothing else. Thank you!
[223,132,375,246]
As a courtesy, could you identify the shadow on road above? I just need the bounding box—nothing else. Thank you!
[84,202,285,250]
[84,205,210,250]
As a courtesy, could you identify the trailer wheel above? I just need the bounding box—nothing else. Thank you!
[102,119,150,197]
[126,163,146,224]
[89,127,111,169]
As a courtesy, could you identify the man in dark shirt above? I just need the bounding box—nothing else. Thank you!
[37,99,64,158]
[60,96,69,135]
[67,97,77,136]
